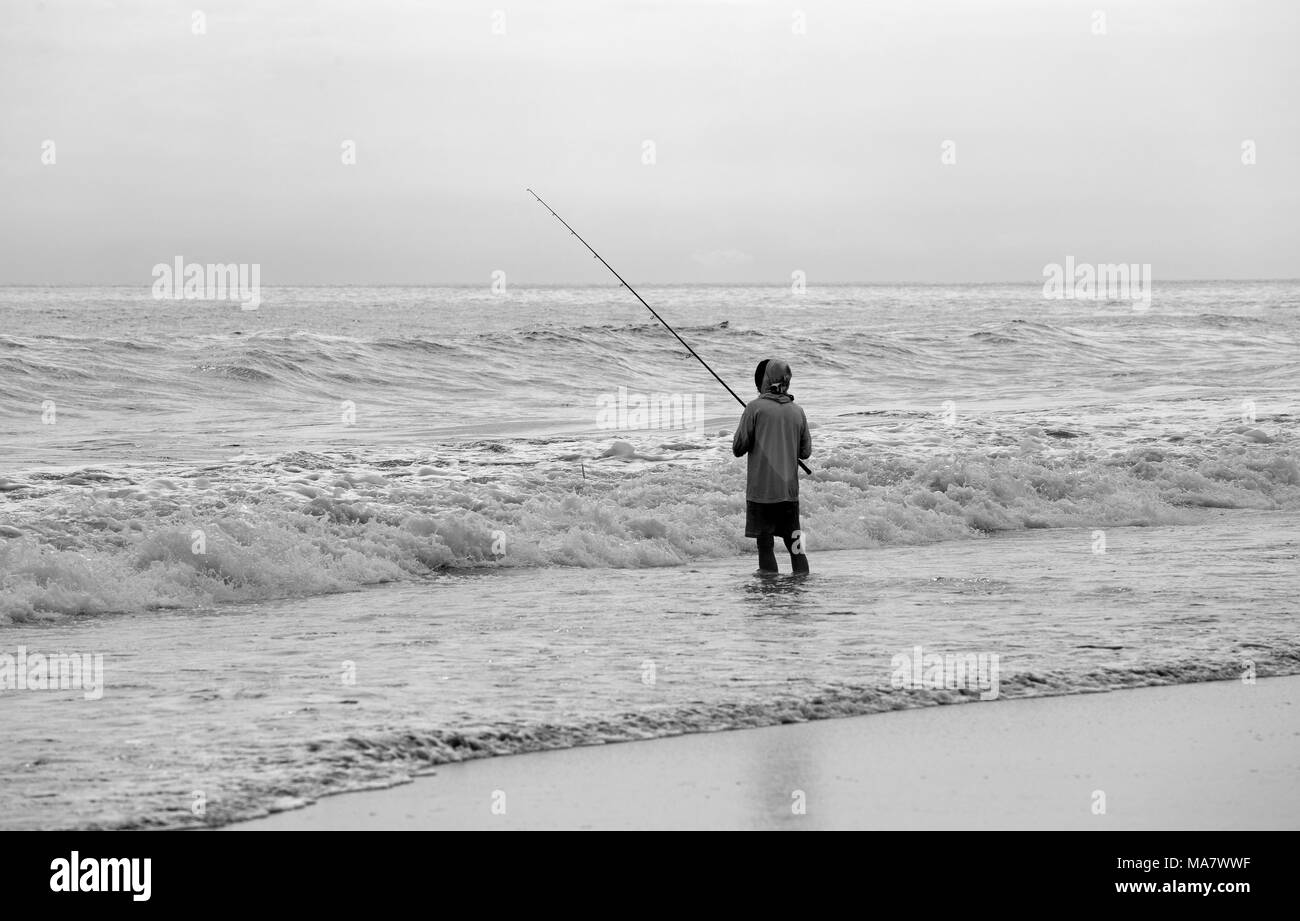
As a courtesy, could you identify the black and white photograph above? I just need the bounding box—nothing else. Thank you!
[1,0,1296,896]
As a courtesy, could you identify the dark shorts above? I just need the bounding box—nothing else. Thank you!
[745,500,801,540]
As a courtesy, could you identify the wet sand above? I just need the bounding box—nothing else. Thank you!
[233,675,1300,830]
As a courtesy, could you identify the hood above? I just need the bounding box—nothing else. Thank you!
[759,357,794,403]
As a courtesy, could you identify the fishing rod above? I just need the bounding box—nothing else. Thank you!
[526,188,812,475]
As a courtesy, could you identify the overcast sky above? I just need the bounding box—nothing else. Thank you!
[2,0,1296,284]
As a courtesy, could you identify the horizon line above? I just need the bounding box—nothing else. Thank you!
[2,278,1298,288]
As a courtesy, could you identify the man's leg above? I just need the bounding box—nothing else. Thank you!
[782,535,810,574]
[757,534,778,572]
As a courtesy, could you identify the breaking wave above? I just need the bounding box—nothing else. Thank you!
[2,434,1296,621]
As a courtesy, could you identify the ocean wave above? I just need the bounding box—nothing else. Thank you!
[194,363,280,383]
[2,437,1297,622]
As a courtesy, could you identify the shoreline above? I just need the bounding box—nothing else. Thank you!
[231,676,1300,830]
[4,509,1295,831]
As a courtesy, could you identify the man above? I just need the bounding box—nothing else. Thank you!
[732,357,811,574]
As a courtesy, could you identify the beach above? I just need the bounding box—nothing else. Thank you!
[234,676,1300,830]
[1,283,1297,830]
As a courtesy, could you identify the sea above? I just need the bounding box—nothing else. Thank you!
[1,281,1297,828]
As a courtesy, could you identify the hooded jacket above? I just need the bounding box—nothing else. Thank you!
[731,358,811,502]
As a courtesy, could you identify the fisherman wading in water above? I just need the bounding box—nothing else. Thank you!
[732,358,811,574]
